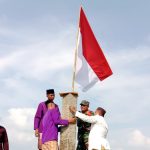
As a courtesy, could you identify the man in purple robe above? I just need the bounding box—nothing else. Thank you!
[34,89,58,150]
[42,103,74,150]
[0,126,9,150]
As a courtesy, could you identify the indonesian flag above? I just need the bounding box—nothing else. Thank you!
[75,7,113,92]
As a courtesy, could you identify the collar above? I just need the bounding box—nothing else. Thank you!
[45,100,54,106]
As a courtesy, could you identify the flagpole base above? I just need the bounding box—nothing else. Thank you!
[59,92,78,150]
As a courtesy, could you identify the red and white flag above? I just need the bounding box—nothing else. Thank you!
[75,7,113,92]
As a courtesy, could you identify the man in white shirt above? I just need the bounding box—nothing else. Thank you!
[70,106,110,150]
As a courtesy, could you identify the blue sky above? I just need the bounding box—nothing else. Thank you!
[0,0,150,149]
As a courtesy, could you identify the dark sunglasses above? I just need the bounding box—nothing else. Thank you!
[80,104,87,107]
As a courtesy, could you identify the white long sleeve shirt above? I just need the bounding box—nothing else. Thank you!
[76,111,110,150]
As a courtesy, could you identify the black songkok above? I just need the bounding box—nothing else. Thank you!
[46,89,55,94]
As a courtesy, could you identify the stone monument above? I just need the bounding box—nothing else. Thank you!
[59,92,78,150]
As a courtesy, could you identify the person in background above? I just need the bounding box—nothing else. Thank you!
[70,106,110,150]
[34,89,59,150]
[0,126,9,150]
[76,100,94,150]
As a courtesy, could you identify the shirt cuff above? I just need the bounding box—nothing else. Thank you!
[75,111,80,117]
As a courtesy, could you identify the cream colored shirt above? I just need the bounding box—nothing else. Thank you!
[76,111,110,150]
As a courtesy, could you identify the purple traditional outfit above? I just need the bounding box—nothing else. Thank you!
[0,126,9,150]
[34,100,60,149]
[34,102,48,133]
[34,101,48,150]
[42,107,68,150]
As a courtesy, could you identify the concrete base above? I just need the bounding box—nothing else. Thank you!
[59,92,78,150]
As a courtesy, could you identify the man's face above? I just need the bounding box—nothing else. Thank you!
[47,94,55,101]
[80,104,89,112]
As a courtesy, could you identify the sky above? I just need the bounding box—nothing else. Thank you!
[0,0,150,149]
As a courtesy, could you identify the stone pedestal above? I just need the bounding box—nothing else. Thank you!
[59,92,78,150]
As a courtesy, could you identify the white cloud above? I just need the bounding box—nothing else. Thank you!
[109,128,150,150]
[2,108,37,149]
[3,108,35,135]
[110,46,150,65]
[129,129,150,147]
[7,108,35,128]
[0,51,24,71]
[0,27,75,82]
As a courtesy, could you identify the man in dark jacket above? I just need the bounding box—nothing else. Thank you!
[0,126,9,150]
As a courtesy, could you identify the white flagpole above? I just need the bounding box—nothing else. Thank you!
[72,7,81,92]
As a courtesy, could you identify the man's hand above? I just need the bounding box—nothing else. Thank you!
[35,129,39,137]
[68,118,76,124]
[69,106,76,114]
